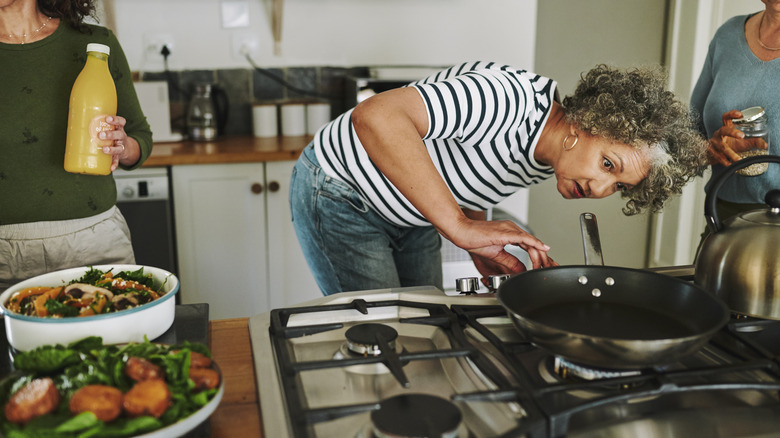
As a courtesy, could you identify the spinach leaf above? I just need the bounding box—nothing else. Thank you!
[174,341,212,359]
[72,267,105,285]
[13,346,82,373]
[114,267,155,288]
[55,412,100,433]
[43,299,79,317]
[68,337,105,353]
[94,417,161,437]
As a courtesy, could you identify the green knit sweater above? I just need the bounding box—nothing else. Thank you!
[0,23,152,225]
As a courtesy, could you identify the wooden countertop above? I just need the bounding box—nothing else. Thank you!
[208,318,263,438]
[145,135,312,167]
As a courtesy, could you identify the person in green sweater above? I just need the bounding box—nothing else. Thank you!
[0,0,153,289]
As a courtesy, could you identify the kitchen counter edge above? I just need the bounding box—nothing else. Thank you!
[143,135,312,167]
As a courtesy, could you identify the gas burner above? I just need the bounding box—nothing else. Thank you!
[537,356,654,398]
[553,356,643,381]
[370,394,463,438]
[734,323,767,333]
[333,323,407,379]
[346,323,399,356]
[731,314,772,333]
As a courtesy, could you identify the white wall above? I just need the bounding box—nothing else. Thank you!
[109,0,538,72]
[529,0,668,268]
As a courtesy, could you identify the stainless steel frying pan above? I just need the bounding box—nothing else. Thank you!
[496,213,730,369]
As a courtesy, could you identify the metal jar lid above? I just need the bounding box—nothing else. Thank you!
[733,106,766,124]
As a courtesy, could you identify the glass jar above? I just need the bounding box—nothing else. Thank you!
[732,106,769,176]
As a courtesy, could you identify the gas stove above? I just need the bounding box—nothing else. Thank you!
[248,286,780,438]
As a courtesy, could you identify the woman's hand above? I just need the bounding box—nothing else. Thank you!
[99,116,141,171]
[707,110,768,166]
[450,216,557,284]
[468,241,558,287]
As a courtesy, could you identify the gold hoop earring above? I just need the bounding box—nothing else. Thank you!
[562,133,578,151]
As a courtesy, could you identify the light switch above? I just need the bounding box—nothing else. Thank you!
[221,0,250,29]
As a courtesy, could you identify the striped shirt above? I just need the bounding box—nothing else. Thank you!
[314,61,556,227]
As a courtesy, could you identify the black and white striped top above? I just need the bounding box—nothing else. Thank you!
[313,61,556,227]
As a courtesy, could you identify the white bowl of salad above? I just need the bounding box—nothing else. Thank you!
[0,265,178,351]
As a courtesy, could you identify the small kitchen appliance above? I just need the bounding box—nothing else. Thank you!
[186,83,228,141]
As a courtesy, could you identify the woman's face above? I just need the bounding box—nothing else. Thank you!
[553,133,650,200]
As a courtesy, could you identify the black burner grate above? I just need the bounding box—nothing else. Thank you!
[451,305,780,437]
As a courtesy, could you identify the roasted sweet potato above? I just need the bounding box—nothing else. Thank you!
[189,367,220,390]
[125,356,164,382]
[189,351,212,369]
[171,350,212,369]
[69,385,123,422]
[4,378,60,424]
[122,379,171,418]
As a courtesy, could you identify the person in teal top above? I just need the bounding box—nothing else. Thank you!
[690,4,780,242]
[0,0,153,289]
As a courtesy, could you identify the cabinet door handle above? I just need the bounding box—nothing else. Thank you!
[268,181,280,193]
[251,183,263,194]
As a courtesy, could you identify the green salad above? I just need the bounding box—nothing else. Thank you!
[0,336,220,438]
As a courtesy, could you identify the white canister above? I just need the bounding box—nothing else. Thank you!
[306,102,331,136]
[252,104,278,138]
[280,102,306,137]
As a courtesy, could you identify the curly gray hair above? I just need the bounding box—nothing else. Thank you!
[562,64,708,215]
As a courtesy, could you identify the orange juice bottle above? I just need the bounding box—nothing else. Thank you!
[64,43,117,175]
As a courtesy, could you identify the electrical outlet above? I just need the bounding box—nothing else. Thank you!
[232,32,259,61]
[143,33,175,57]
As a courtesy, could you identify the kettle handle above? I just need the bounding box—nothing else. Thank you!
[212,86,229,135]
[705,155,780,233]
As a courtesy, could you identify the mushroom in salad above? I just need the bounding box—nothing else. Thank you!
[62,284,114,316]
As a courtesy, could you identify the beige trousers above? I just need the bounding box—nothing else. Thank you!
[0,206,135,290]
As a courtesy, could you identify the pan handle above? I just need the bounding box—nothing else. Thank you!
[580,212,605,266]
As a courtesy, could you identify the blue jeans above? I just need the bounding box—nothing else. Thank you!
[289,144,443,295]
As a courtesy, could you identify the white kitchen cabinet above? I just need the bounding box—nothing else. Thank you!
[172,161,320,320]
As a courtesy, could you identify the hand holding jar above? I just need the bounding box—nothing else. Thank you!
[707,107,770,176]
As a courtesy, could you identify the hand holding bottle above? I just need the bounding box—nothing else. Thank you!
[98,115,140,172]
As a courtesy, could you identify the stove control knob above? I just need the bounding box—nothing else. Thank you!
[488,274,510,292]
[455,277,480,295]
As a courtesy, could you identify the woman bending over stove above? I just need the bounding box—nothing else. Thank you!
[290,61,708,295]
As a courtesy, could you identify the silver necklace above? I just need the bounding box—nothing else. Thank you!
[758,12,780,51]
[6,16,52,44]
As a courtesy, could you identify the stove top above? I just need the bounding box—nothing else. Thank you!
[248,287,780,438]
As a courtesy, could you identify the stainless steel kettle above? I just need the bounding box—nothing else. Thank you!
[694,155,780,319]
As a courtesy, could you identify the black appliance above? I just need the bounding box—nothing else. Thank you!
[114,167,178,280]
